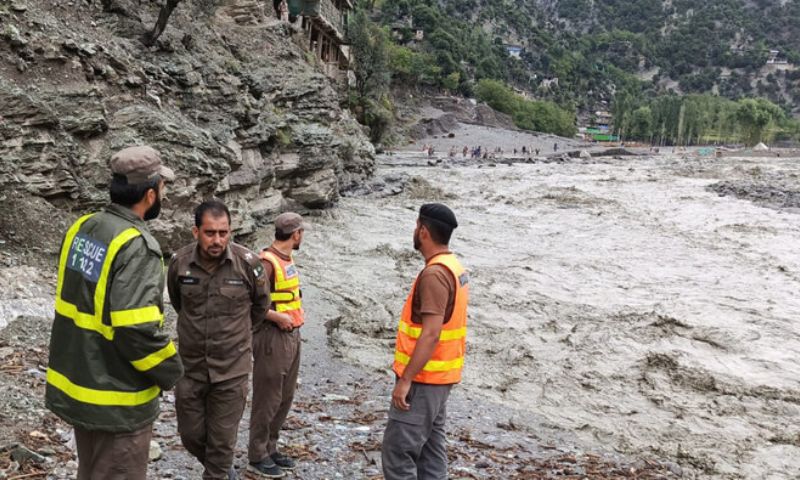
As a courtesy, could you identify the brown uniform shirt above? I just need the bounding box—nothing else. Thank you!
[411,254,456,325]
[167,242,268,383]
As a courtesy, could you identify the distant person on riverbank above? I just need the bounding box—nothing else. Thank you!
[463,146,468,158]
[45,146,183,480]
[249,212,309,478]
[168,200,268,480]
[382,203,469,480]
[554,142,559,152]
[278,0,288,21]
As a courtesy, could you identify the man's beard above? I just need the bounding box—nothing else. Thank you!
[144,196,161,221]
[413,231,421,251]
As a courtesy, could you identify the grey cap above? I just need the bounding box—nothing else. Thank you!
[275,212,308,235]
[110,146,176,185]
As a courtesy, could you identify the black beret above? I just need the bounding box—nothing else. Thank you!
[419,203,458,229]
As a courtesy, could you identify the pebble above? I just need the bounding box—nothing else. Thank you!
[149,440,163,461]
[322,394,350,402]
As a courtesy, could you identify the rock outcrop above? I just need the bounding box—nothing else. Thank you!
[0,0,374,251]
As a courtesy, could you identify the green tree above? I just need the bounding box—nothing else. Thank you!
[475,79,576,137]
[735,98,784,146]
[349,3,392,143]
[442,72,460,92]
[349,7,390,103]
[628,106,653,140]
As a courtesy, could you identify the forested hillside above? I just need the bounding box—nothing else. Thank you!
[381,0,800,106]
[362,0,800,144]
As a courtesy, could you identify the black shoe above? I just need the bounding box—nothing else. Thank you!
[248,459,286,478]
[270,452,297,470]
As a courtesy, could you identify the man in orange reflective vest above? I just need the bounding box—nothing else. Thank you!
[248,212,307,478]
[382,203,469,480]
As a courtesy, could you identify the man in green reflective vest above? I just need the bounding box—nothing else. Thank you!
[45,145,184,480]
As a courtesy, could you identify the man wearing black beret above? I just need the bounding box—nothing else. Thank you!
[382,203,470,479]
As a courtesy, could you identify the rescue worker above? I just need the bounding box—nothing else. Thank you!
[167,200,269,480]
[381,203,469,480]
[248,212,307,478]
[45,145,184,480]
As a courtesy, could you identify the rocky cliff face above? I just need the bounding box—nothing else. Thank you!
[0,0,374,252]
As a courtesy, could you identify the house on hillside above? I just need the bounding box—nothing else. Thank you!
[767,49,789,65]
[300,0,353,81]
[504,44,523,59]
[389,16,424,44]
[594,111,612,132]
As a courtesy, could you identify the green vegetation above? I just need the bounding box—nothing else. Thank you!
[613,94,796,146]
[350,0,800,144]
[378,0,512,91]
[373,1,800,114]
[348,5,393,143]
[360,0,580,137]
[474,80,577,137]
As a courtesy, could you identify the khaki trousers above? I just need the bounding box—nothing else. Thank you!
[248,324,301,463]
[382,382,453,480]
[176,374,248,479]
[75,424,152,480]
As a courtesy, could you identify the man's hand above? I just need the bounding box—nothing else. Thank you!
[272,312,294,331]
[391,378,412,411]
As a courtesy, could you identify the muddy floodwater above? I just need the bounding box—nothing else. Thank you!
[290,153,800,479]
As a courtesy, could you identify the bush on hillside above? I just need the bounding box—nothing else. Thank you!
[475,79,577,137]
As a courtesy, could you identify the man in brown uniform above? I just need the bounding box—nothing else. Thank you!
[167,200,269,480]
[248,213,307,478]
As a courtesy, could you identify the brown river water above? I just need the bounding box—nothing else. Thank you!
[288,152,800,479]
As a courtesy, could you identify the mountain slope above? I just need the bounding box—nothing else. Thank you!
[378,0,800,113]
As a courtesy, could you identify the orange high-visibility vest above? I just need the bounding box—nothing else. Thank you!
[260,250,304,328]
[393,253,469,384]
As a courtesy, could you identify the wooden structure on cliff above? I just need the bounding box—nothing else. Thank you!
[299,0,352,82]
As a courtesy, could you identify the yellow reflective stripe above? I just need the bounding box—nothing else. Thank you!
[394,351,464,372]
[110,305,164,327]
[439,328,466,341]
[94,228,141,327]
[397,321,467,342]
[55,298,115,340]
[398,321,421,338]
[46,368,160,407]
[275,300,302,312]
[271,292,296,302]
[130,341,177,372]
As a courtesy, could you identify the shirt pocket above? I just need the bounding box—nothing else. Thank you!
[180,284,206,315]
[219,284,250,315]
